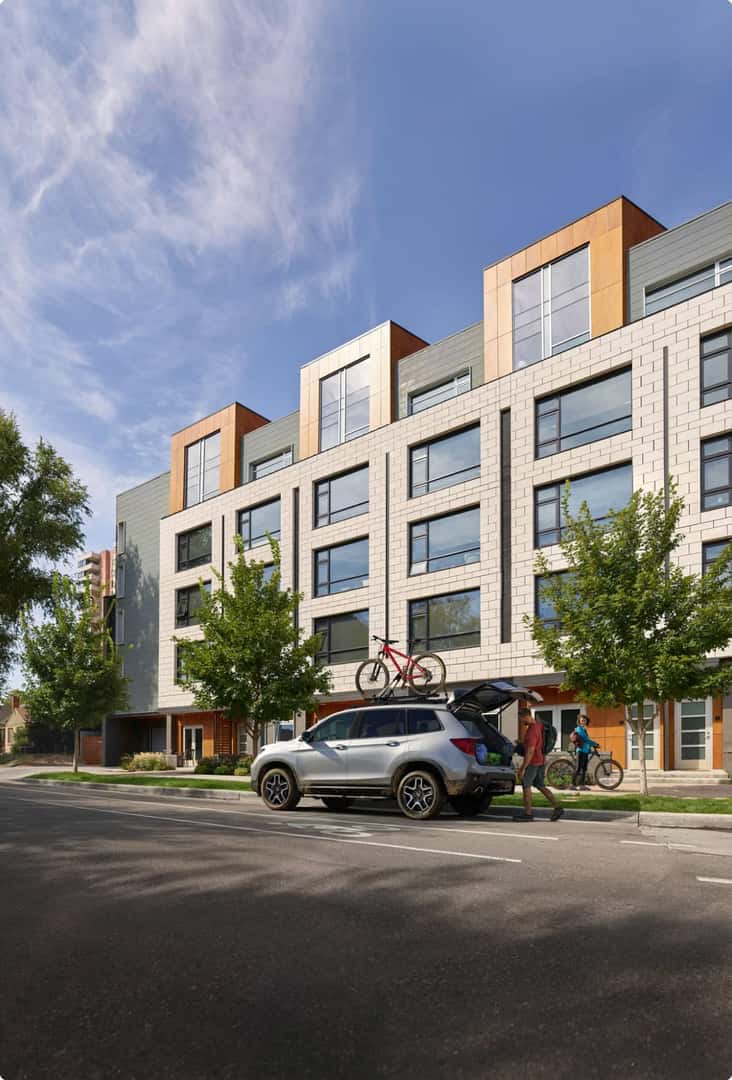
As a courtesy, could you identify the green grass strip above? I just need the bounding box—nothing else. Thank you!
[493,793,732,814]
[31,772,251,792]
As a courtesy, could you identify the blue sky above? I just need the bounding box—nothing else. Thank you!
[1,0,732,555]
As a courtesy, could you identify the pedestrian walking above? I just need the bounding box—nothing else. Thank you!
[571,713,599,789]
[514,707,564,822]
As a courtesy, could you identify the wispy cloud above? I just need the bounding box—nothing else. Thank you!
[0,0,360,541]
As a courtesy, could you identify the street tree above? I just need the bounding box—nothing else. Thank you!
[175,537,332,752]
[21,574,127,772]
[525,482,732,795]
[0,411,89,690]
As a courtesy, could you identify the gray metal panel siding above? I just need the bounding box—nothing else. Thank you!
[396,322,484,419]
[628,202,732,321]
[240,411,300,481]
[116,472,170,714]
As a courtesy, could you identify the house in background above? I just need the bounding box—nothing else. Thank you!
[0,695,30,753]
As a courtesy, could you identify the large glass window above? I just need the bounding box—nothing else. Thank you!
[535,463,632,547]
[409,589,480,652]
[513,247,590,369]
[177,524,212,572]
[410,506,480,575]
[175,581,211,628]
[410,425,480,498]
[645,258,732,316]
[175,641,202,685]
[702,435,732,511]
[319,358,370,451]
[314,538,369,596]
[535,572,572,629]
[536,368,632,458]
[314,610,369,665]
[315,465,369,528]
[701,330,732,407]
[116,560,126,599]
[238,498,281,550]
[702,538,732,580]
[250,447,293,481]
[185,431,220,507]
[409,371,471,415]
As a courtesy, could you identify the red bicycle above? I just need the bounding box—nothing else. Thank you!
[355,635,447,699]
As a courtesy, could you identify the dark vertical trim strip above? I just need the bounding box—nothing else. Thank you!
[221,514,225,578]
[292,487,300,630]
[500,409,512,643]
[384,452,390,641]
[662,345,671,768]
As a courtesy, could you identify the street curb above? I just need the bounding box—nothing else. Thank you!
[637,811,732,830]
[485,806,636,823]
[23,779,255,801]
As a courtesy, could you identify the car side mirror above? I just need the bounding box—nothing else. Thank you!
[301,729,314,744]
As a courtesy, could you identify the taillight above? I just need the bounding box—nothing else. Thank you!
[450,737,479,757]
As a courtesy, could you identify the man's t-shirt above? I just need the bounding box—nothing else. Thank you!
[523,721,544,766]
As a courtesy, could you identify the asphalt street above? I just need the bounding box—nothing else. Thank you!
[1,784,731,1080]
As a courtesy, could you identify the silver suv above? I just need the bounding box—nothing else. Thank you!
[251,681,542,820]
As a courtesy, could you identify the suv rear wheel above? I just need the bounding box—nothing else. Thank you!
[449,793,493,817]
[396,769,444,820]
[321,797,353,812]
[260,766,301,811]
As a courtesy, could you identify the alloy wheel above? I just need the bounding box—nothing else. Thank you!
[401,775,436,813]
[263,771,291,806]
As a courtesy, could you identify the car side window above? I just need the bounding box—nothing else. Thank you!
[406,709,442,736]
[354,708,405,739]
[312,712,356,741]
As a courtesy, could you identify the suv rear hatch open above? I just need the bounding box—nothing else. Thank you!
[447,681,543,767]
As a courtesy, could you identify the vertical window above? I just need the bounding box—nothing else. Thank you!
[702,539,732,581]
[176,524,212,572]
[410,425,480,497]
[410,507,480,575]
[116,560,126,599]
[701,330,732,407]
[314,538,369,596]
[409,371,471,415]
[535,463,632,547]
[175,582,211,628]
[535,572,572,629]
[185,431,221,507]
[115,606,125,644]
[319,358,370,450]
[116,521,126,554]
[513,246,590,369]
[536,368,632,458]
[702,435,732,510]
[314,610,369,665]
[315,465,369,527]
[409,589,480,652]
[238,498,281,550]
[250,447,293,481]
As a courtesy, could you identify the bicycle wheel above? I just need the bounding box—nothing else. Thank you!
[355,658,390,698]
[545,759,574,790]
[409,652,446,697]
[595,758,624,790]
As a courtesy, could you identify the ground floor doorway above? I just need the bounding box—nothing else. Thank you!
[182,725,204,766]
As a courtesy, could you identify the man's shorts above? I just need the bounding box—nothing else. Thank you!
[522,764,546,789]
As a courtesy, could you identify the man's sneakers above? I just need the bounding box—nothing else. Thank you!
[513,808,564,822]
[513,812,534,821]
[551,807,564,821]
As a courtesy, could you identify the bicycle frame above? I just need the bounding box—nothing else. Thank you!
[376,643,431,686]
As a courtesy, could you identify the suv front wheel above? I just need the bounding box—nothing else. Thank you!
[260,766,301,811]
[396,769,445,820]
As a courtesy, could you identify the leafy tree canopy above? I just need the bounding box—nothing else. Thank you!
[176,537,332,747]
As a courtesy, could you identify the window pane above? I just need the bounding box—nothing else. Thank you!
[720,259,732,286]
[410,589,480,652]
[556,369,632,453]
[412,507,480,574]
[315,610,369,665]
[645,265,715,315]
[356,709,406,738]
[412,426,480,496]
[202,432,220,501]
[320,370,341,451]
[177,524,212,570]
[550,248,590,351]
[315,713,356,741]
[317,538,369,595]
[244,499,281,549]
[568,464,632,524]
[185,440,202,508]
[252,448,292,480]
[513,271,542,369]
[411,371,470,414]
[704,458,730,492]
[319,466,369,526]
[344,359,370,439]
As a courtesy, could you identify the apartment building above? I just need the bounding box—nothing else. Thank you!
[75,548,115,622]
[106,195,732,775]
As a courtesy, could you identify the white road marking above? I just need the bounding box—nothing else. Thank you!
[697,876,732,886]
[4,795,522,863]
[440,827,558,842]
[621,840,663,847]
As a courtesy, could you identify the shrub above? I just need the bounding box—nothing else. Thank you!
[234,766,249,776]
[122,752,173,772]
[193,756,219,774]
[236,754,253,773]
[11,726,31,753]
[214,763,234,775]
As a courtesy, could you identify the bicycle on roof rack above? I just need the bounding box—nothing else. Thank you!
[355,636,447,700]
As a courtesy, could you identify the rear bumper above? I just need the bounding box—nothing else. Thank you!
[445,767,515,798]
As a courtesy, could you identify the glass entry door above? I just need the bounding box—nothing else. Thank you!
[533,706,581,752]
[183,725,204,766]
[675,700,712,769]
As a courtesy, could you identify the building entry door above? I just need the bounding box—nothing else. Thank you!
[675,700,712,769]
[183,725,204,766]
[533,706,582,752]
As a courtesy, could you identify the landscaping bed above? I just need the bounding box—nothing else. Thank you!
[32,772,252,792]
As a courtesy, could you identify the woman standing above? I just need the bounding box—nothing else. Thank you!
[572,713,599,789]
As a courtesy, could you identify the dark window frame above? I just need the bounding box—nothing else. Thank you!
[702,538,732,576]
[535,571,572,629]
[534,461,632,548]
[409,504,480,576]
[175,581,211,628]
[176,523,213,572]
[408,369,471,416]
[409,423,481,499]
[408,588,481,653]
[644,257,732,317]
[701,328,732,408]
[238,497,281,551]
[313,609,369,666]
[535,367,632,459]
[313,536,369,597]
[175,640,202,685]
[314,463,369,528]
[249,446,293,482]
[701,434,732,512]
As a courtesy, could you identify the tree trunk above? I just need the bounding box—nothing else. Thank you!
[627,706,649,797]
[73,728,79,774]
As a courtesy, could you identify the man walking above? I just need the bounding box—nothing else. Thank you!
[515,706,564,822]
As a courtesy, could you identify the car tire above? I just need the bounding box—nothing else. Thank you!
[396,769,445,820]
[449,793,493,817]
[260,766,301,811]
[321,797,353,812]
